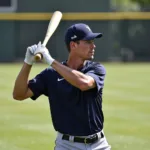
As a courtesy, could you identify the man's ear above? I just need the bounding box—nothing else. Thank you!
[70,41,78,50]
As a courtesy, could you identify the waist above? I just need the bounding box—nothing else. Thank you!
[57,131,104,144]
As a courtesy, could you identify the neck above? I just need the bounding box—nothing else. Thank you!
[67,55,86,70]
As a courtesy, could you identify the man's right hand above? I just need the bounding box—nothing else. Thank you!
[24,44,37,65]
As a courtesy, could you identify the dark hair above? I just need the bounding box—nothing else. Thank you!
[66,41,80,52]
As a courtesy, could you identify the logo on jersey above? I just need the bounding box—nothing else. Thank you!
[57,78,64,81]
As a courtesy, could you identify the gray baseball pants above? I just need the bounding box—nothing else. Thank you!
[54,131,111,150]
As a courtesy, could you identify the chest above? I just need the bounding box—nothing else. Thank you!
[47,75,78,99]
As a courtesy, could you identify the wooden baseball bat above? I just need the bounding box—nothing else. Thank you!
[34,11,62,61]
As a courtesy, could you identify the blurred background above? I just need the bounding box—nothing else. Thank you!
[0,0,150,150]
[0,0,150,62]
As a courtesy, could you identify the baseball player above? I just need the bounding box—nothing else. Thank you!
[13,23,111,150]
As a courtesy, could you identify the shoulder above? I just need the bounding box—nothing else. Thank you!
[36,66,56,78]
[46,66,56,72]
[86,61,106,75]
[38,61,65,77]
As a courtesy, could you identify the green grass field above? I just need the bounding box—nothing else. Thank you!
[0,63,150,150]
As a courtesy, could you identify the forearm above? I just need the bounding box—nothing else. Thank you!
[13,63,32,99]
[51,60,94,90]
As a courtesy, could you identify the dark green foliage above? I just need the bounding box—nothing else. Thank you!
[131,0,150,6]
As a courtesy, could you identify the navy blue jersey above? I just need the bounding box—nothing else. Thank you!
[28,61,106,136]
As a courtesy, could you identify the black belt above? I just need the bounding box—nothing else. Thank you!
[62,132,104,144]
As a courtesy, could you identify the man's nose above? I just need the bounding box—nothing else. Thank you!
[92,43,96,49]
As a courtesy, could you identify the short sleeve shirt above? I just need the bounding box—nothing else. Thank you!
[28,61,106,136]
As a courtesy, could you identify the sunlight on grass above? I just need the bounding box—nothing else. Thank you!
[0,63,150,150]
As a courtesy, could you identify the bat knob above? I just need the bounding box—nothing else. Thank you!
[34,53,43,61]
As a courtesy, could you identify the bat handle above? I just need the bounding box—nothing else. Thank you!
[34,41,46,61]
[34,53,43,61]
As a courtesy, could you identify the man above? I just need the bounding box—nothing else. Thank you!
[13,23,111,150]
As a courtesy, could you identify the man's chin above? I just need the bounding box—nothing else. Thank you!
[85,56,94,60]
[89,56,94,60]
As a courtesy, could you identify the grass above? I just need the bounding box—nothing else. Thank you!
[0,63,150,150]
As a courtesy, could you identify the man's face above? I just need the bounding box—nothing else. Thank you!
[73,40,96,60]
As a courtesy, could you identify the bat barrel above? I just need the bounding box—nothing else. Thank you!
[34,11,62,61]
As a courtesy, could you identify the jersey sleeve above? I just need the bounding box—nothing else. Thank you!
[86,63,106,92]
[28,69,48,100]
